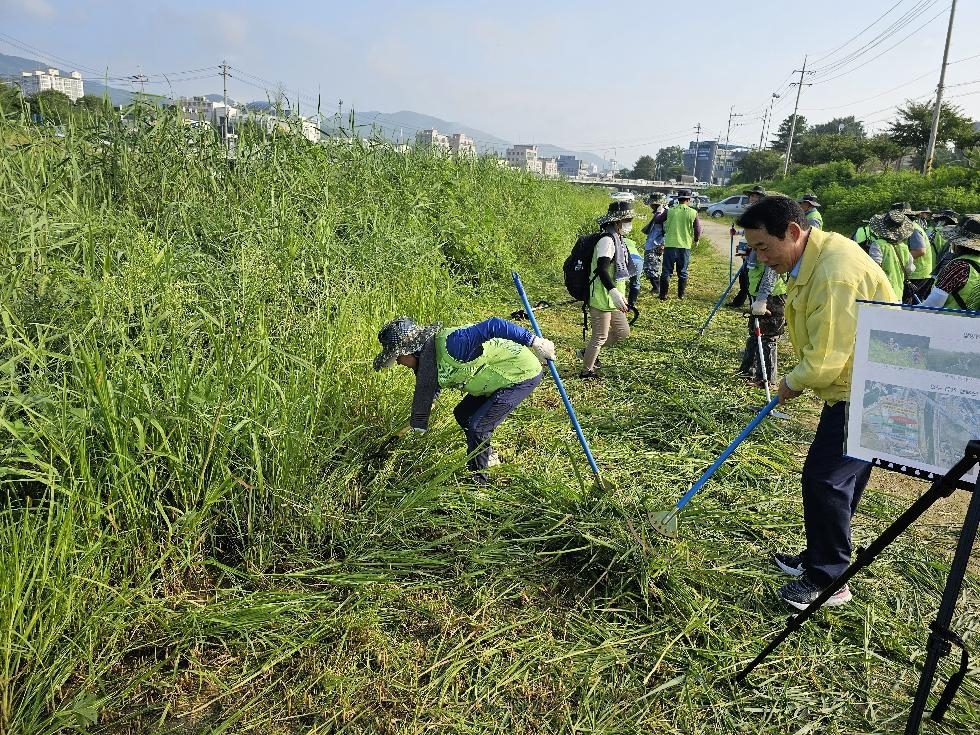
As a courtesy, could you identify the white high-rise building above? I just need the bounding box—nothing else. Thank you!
[19,69,85,102]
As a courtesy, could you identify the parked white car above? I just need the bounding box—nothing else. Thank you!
[706,195,750,218]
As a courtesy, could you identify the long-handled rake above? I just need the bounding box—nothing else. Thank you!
[697,262,746,337]
[649,396,780,537]
[751,315,789,420]
[512,272,608,494]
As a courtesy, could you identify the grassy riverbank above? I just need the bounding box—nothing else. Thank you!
[1,112,977,733]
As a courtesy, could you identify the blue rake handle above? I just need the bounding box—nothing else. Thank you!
[698,262,746,336]
[512,272,602,480]
[672,395,780,513]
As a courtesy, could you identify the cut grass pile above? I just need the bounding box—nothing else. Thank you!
[0,110,977,734]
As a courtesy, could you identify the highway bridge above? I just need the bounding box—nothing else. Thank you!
[565,176,709,195]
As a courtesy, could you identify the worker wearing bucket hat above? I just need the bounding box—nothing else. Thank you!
[736,196,894,610]
[580,200,638,378]
[641,194,668,292]
[920,214,980,311]
[868,210,916,301]
[929,209,960,272]
[888,203,931,300]
[796,194,822,230]
[373,315,555,485]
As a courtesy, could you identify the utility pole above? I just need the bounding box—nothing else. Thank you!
[760,93,779,149]
[692,122,702,181]
[724,107,742,183]
[221,59,229,144]
[783,56,812,177]
[923,0,957,175]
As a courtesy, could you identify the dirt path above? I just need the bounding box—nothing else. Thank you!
[699,217,738,261]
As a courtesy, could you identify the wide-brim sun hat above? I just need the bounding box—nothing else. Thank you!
[869,211,915,243]
[743,185,768,197]
[797,193,821,208]
[889,201,914,215]
[932,209,959,224]
[373,316,442,371]
[598,199,637,225]
[945,214,980,253]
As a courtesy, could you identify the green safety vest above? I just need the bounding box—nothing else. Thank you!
[748,262,787,297]
[909,221,934,279]
[663,204,697,250]
[806,209,823,229]
[943,252,980,311]
[588,233,629,311]
[435,327,541,396]
[872,236,908,299]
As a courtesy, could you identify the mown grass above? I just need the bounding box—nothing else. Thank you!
[1,110,977,734]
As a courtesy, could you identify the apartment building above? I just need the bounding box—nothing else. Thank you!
[416,128,451,151]
[506,144,539,171]
[18,68,84,102]
[449,132,476,156]
[539,157,559,178]
[682,140,749,185]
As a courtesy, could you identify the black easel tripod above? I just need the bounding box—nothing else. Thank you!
[736,440,980,735]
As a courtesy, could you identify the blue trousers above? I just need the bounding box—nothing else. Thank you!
[661,247,691,280]
[453,373,542,480]
[800,401,872,586]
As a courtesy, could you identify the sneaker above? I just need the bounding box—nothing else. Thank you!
[773,552,806,577]
[779,574,852,610]
[575,349,601,368]
[486,448,501,467]
[579,369,601,380]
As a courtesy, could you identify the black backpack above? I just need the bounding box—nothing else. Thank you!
[563,232,605,301]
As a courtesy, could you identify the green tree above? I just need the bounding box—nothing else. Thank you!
[732,149,784,182]
[793,133,872,168]
[771,115,808,153]
[865,134,906,171]
[631,154,656,179]
[28,89,73,124]
[887,100,978,159]
[810,116,866,138]
[654,145,685,180]
[75,94,113,121]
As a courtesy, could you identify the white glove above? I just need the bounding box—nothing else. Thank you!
[609,288,628,312]
[905,255,916,276]
[530,336,557,363]
[750,298,769,316]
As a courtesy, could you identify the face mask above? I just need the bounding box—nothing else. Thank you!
[620,221,633,234]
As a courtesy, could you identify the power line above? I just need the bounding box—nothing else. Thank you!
[809,0,942,78]
[809,0,907,64]
[811,4,951,86]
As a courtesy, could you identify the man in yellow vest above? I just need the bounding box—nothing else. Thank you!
[736,196,894,610]
[920,214,980,311]
[373,315,555,484]
[653,189,701,300]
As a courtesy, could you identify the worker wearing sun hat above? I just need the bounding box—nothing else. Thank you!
[929,209,960,273]
[796,194,823,230]
[920,214,980,311]
[580,200,639,378]
[868,210,916,301]
[887,203,931,300]
[373,315,555,484]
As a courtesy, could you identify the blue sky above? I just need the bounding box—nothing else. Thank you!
[2,0,978,165]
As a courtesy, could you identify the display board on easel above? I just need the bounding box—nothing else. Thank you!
[847,303,980,485]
